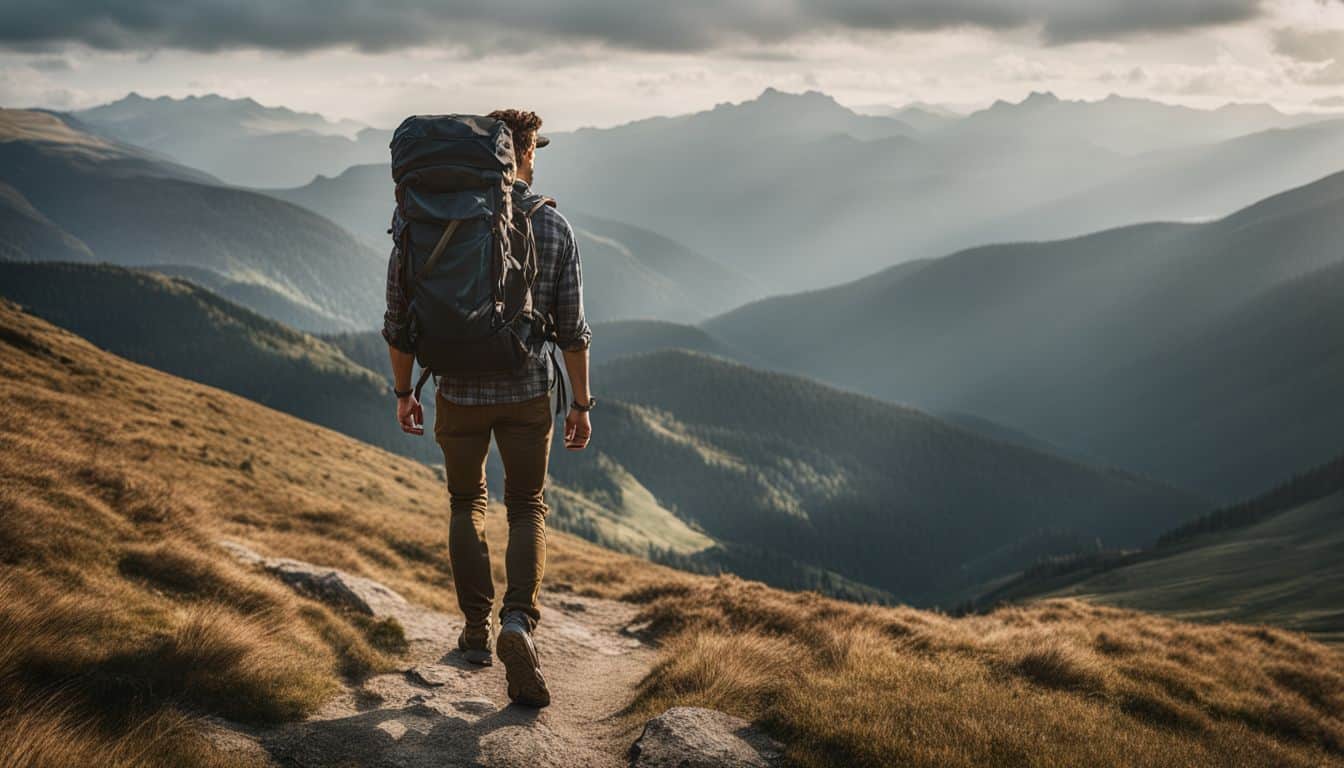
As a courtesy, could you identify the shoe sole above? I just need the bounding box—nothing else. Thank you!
[461,648,493,666]
[497,629,551,707]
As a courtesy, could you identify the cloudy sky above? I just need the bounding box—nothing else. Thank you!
[3,0,1344,129]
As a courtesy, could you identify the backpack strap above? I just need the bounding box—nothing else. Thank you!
[549,346,567,418]
[413,366,434,404]
[526,196,555,217]
[415,219,463,283]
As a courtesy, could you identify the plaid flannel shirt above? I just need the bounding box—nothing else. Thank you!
[382,180,591,405]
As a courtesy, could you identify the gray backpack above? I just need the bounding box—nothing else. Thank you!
[389,114,554,399]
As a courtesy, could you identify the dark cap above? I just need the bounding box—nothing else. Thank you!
[535,134,550,149]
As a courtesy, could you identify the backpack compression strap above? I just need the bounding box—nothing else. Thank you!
[415,219,463,283]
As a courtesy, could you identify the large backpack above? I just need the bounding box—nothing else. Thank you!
[389,114,554,399]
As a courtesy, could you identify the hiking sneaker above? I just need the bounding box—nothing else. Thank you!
[496,611,550,707]
[457,619,493,666]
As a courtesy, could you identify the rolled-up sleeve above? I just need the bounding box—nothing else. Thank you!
[382,231,413,353]
[552,218,592,352]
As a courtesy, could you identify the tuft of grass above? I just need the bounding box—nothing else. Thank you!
[1011,640,1110,693]
[0,699,265,768]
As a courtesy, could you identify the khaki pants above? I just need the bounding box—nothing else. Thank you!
[434,393,552,630]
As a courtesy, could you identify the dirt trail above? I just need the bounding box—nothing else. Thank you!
[211,546,656,768]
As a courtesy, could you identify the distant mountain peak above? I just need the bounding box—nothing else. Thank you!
[986,91,1063,112]
[753,87,842,108]
[759,86,831,99]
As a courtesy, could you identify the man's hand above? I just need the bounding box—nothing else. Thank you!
[397,395,424,436]
[564,409,591,451]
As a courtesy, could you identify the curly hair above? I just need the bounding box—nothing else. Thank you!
[488,109,543,152]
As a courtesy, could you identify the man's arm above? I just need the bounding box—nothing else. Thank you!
[563,348,590,406]
[389,346,423,436]
[382,233,424,435]
[561,348,590,450]
[551,214,593,450]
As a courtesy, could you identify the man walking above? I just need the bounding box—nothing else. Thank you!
[382,109,593,708]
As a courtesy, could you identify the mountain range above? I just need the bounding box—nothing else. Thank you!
[59,89,1344,304]
[539,89,1343,294]
[708,169,1344,500]
[74,93,390,187]
[0,108,384,331]
[943,91,1321,154]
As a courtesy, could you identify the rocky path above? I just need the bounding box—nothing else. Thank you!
[211,542,660,768]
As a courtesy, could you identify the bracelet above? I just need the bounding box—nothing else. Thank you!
[394,387,413,399]
[570,398,597,412]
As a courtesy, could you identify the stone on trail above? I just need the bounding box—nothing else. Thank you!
[220,540,458,644]
[629,707,784,768]
[220,540,406,615]
[407,663,457,687]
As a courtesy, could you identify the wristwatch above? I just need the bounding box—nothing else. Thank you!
[393,386,414,399]
[570,398,597,412]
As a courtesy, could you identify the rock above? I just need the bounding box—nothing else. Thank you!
[265,556,408,615]
[629,707,784,768]
[220,540,407,616]
[407,664,455,687]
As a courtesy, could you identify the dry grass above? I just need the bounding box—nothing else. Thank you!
[2,300,1342,767]
[626,578,1344,767]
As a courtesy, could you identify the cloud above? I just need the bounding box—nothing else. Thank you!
[1314,94,1344,106]
[1036,0,1262,44]
[0,1,1267,55]
[1273,27,1344,83]
[26,55,76,72]
[1273,27,1344,62]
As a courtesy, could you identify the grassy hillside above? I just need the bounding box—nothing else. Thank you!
[0,180,92,262]
[0,262,439,465]
[976,453,1344,645]
[587,320,744,366]
[146,264,342,334]
[550,350,1203,606]
[1039,492,1344,645]
[709,169,1344,500]
[3,301,1341,768]
[265,163,751,322]
[0,109,382,331]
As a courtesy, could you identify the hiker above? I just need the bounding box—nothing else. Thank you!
[382,109,593,708]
